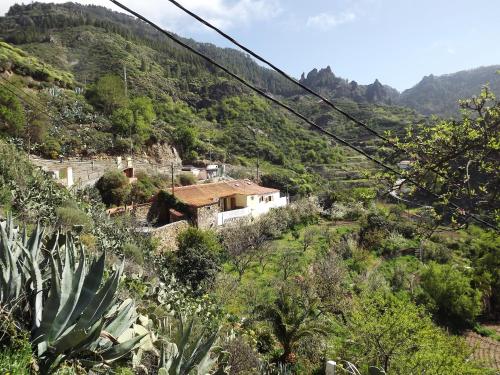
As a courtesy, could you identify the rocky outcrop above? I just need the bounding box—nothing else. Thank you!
[299,66,400,105]
[146,142,182,166]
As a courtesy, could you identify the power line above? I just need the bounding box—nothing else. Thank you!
[165,0,462,184]
[3,6,496,231]
[108,0,497,232]
[164,0,399,148]
[109,4,411,175]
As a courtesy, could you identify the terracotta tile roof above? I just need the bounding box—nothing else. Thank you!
[169,180,279,207]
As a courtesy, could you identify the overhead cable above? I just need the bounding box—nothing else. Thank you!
[108,0,498,232]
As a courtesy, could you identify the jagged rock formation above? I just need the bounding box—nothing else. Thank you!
[299,66,399,105]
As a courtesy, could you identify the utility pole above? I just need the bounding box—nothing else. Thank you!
[26,115,30,160]
[171,162,175,197]
[256,153,259,183]
[123,64,132,157]
[247,126,260,183]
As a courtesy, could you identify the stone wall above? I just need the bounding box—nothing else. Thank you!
[132,203,152,225]
[196,204,220,229]
[30,144,182,189]
[142,220,189,253]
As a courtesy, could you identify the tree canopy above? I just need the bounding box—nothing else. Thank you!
[395,87,500,228]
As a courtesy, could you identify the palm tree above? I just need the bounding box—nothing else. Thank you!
[256,283,329,363]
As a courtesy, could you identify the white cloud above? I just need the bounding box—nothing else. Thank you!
[155,0,282,30]
[306,12,356,31]
[0,0,282,31]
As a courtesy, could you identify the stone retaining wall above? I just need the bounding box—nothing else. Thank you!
[140,220,189,253]
[30,151,182,188]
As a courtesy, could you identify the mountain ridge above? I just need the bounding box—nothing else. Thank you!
[2,2,498,117]
[299,64,500,116]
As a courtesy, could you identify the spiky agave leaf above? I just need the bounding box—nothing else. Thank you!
[0,218,144,374]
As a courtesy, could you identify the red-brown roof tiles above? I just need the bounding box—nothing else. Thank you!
[169,180,278,207]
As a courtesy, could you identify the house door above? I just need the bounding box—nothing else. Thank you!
[231,197,236,210]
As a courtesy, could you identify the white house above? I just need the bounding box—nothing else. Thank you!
[167,179,288,228]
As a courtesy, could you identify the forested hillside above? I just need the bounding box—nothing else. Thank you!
[399,65,500,116]
[0,2,425,194]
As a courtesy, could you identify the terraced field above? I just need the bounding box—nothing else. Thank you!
[465,325,500,372]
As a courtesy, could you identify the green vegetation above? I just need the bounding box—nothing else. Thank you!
[95,169,131,206]
[341,292,485,374]
[0,217,144,374]
[0,3,498,374]
[0,41,74,87]
[0,336,33,374]
[86,74,128,114]
[178,172,197,186]
[174,227,223,292]
[394,87,499,227]
[418,262,483,328]
[399,65,500,116]
[0,2,424,193]
[0,83,25,137]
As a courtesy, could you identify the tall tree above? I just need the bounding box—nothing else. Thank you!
[86,74,127,114]
[256,281,328,364]
[393,88,499,228]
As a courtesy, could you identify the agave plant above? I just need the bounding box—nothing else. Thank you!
[0,216,26,308]
[157,313,223,375]
[0,215,145,374]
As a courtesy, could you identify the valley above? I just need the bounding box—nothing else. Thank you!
[0,2,498,375]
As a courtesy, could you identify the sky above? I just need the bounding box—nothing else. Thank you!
[1,0,500,91]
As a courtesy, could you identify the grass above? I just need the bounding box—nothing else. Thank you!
[474,324,500,342]
[0,337,33,374]
[220,220,358,316]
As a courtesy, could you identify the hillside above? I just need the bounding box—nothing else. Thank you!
[0,2,425,194]
[0,3,499,375]
[399,65,500,116]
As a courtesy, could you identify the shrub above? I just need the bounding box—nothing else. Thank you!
[129,172,163,203]
[40,137,61,159]
[178,172,197,186]
[122,242,144,265]
[341,292,486,374]
[418,262,483,328]
[462,226,500,319]
[378,232,416,258]
[86,74,127,114]
[174,227,223,291]
[0,334,32,374]
[55,201,92,232]
[95,170,131,207]
[0,83,25,136]
[223,336,260,375]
